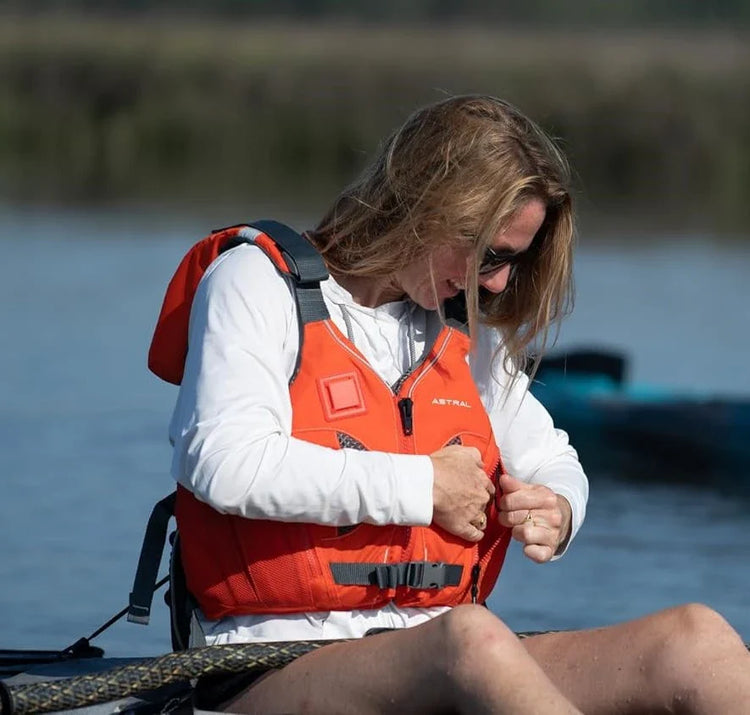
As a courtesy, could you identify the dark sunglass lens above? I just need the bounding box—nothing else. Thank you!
[479,248,509,274]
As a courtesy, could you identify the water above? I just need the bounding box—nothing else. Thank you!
[1,204,748,659]
[558,233,750,396]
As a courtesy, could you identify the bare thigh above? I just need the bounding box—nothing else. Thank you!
[221,626,453,715]
[220,605,580,715]
[522,603,750,715]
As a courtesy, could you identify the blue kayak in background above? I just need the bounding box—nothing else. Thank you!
[530,349,750,491]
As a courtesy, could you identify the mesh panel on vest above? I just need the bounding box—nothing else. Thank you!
[337,433,367,450]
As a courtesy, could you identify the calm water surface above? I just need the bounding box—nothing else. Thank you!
[1,204,748,657]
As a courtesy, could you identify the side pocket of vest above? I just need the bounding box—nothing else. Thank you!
[226,517,265,609]
[230,517,324,611]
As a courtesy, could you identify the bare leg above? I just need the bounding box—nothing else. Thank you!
[523,603,750,714]
[223,604,581,715]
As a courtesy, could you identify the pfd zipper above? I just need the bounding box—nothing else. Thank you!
[397,397,414,436]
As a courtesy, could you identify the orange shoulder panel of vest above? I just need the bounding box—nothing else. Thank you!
[148,226,292,385]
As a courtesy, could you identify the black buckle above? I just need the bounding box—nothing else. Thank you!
[373,562,456,589]
[407,561,445,589]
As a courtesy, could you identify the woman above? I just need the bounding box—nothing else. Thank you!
[163,95,750,713]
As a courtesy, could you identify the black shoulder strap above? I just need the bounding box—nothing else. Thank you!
[219,220,330,328]
[248,220,330,330]
[218,219,330,380]
[248,220,328,286]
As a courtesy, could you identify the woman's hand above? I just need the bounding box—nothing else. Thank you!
[430,445,495,543]
[496,472,572,563]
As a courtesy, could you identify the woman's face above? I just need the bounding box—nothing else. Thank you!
[395,198,547,310]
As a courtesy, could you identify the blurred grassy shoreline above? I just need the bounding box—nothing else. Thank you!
[1,15,749,232]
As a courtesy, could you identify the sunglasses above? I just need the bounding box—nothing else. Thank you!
[478,246,528,275]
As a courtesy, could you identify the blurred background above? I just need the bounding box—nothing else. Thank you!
[1,2,749,661]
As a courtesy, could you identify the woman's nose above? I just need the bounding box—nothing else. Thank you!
[478,265,511,293]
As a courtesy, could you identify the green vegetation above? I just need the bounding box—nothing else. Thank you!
[1,16,749,231]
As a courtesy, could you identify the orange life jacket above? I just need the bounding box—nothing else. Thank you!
[150,221,511,619]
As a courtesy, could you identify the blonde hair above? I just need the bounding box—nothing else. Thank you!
[308,94,574,371]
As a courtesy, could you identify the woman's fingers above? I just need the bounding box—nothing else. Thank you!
[494,475,572,562]
[510,519,558,562]
[521,542,556,563]
[496,482,558,515]
[430,445,496,542]
[499,506,562,528]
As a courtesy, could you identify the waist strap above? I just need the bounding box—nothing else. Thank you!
[330,561,463,590]
[127,492,176,625]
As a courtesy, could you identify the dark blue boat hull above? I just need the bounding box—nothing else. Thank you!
[531,367,750,491]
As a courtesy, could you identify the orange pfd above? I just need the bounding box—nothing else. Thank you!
[149,221,512,620]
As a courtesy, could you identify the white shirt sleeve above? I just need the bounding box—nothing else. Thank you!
[168,244,433,527]
[471,324,589,555]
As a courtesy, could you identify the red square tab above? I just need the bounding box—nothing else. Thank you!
[318,373,367,421]
[327,378,360,410]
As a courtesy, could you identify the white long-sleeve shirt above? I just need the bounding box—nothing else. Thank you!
[169,240,588,644]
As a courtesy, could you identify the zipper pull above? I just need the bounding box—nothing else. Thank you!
[398,397,414,436]
[488,458,503,518]
[470,564,481,604]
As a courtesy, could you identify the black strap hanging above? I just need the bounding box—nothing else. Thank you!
[127,492,176,625]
